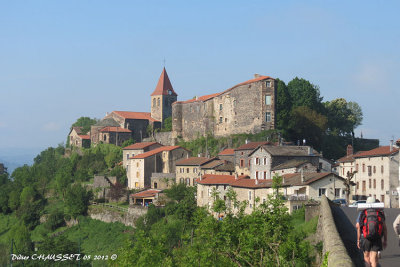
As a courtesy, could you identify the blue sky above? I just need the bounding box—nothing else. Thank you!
[0,0,399,166]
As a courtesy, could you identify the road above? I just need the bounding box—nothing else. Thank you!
[340,206,400,267]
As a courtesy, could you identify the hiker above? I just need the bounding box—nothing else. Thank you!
[357,197,387,267]
[394,213,400,246]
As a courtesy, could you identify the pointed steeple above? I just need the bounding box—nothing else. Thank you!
[151,68,178,96]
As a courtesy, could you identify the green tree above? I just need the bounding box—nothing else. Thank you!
[347,101,363,134]
[287,77,324,112]
[71,116,98,134]
[275,79,293,132]
[162,117,172,132]
[9,222,33,255]
[64,184,92,219]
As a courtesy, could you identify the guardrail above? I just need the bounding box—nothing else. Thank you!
[320,195,354,267]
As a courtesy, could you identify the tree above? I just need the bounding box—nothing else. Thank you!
[344,171,357,205]
[71,116,98,134]
[347,101,363,134]
[108,182,127,201]
[287,77,324,112]
[64,184,92,219]
[161,117,172,132]
[275,79,293,132]
[9,222,33,255]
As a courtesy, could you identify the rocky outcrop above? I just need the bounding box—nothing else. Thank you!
[88,205,148,227]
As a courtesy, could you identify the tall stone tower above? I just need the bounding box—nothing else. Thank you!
[151,68,178,124]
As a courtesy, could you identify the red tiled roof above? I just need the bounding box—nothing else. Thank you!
[218,148,235,155]
[100,127,131,133]
[151,68,177,96]
[78,135,90,140]
[173,75,273,105]
[132,146,183,159]
[112,111,159,122]
[176,157,211,166]
[354,146,399,158]
[196,174,248,185]
[131,189,162,198]
[235,141,271,151]
[231,178,273,188]
[123,142,160,150]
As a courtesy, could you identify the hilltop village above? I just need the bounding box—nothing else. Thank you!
[68,68,400,211]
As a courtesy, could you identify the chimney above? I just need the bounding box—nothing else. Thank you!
[255,179,259,185]
[198,153,201,157]
[301,169,305,183]
[254,74,261,78]
[245,139,249,144]
[235,173,238,180]
[282,177,285,184]
[347,145,353,156]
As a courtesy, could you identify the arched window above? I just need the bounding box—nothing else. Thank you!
[157,98,160,106]
[153,98,156,107]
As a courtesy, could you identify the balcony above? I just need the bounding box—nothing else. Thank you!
[285,194,308,201]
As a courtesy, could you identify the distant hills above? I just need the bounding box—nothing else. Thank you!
[0,147,38,174]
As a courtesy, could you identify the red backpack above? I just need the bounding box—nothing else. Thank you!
[361,208,384,240]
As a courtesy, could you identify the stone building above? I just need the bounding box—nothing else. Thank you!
[127,146,190,189]
[99,127,132,146]
[175,157,213,186]
[172,74,276,140]
[234,141,272,175]
[270,160,317,176]
[217,148,235,163]
[248,145,320,180]
[201,159,235,176]
[150,67,178,124]
[352,145,399,208]
[68,127,91,148]
[122,142,162,168]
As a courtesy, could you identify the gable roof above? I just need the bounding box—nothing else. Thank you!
[123,142,160,150]
[71,126,83,135]
[173,75,273,105]
[235,141,271,151]
[112,111,159,122]
[94,117,120,127]
[218,148,235,156]
[151,68,177,96]
[196,174,248,185]
[78,135,90,140]
[131,146,184,159]
[271,160,310,171]
[100,127,131,133]
[201,159,225,169]
[281,172,343,186]
[249,145,319,157]
[214,161,235,172]
[131,189,162,198]
[176,157,212,166]
[231,178,273,188]
[353,146,399,158]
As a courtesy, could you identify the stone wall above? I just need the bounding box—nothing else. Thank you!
[88,205,148,227]
[154,131,175,146]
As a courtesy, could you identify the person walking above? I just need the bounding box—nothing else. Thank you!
[357,197,387,267]
[394,213,400,246]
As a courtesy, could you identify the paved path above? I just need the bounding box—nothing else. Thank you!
[340,207,400,267]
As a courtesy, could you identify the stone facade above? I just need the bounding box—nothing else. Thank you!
[151,173,176,189]
[353,146,399,208]
[172,75,276,140]
[99,127,132,146]
[122,142,162,168]
[175,157,213,186]
[69,127,90,148]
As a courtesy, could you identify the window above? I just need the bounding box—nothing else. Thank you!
[255,171,259,179]
[318,188,326,197]
[225,118,228,123]
[255,158,259,165]
[373,179,376,189]
[262,198,266,204]
[362,164,365,172]
[180,178,184,184]
[193,178,197,186]
[219,104,223,110]
[241,152,244,155]
[335,188,341,197]
[263,171,267,179]
[135,182,139,188]
[153,98,156,107]
[381,179,384,190]
[248,159,251,167]
[194,168,197,173]
[368,166,372,176]
[265,95,271,105]
[373,166,376,173]
[187,168,189,173]
[381,195,385,203]
[369,179,371,188]
[356,164,359,172]
[154,183,158,189]
[381,165,384,173]
[266,81,271,87]
[248,191,252,201]
[356,182,359,190]
[126,154,130,160]
[208,189,212,197]
[240,159,244,167]
[104,135,107,141]
[136,162,139,167]
[362,181,366,191]
[157,98,160,106]
[219,117,223,123]
[264,158,267,165]
[136,172,140,178]
[185,178,190,185]
[265,112,271,122]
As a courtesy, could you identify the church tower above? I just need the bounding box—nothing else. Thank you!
[151,68,178,124]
